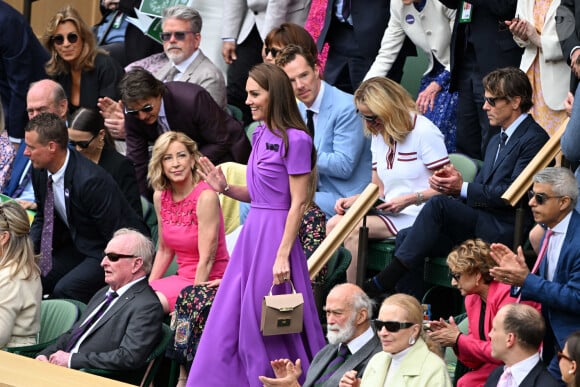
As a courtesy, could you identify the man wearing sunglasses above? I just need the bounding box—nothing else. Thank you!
[259,284,381,387]
[485,303,559,387]
[276,45,371,219]
[24,113,149,303]
[36,228,164,373]
[154,5,226,110]
[490,167,580,382]
[364,67,549,299]
[120,67,250,198]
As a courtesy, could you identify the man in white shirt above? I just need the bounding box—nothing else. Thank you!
[485,303,559,387]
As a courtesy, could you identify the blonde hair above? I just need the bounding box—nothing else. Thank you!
[382,293,443,357]
[354,77,417,144]
[0,202,39,280]
[42,5,104,76]
[447,239,496,283]
[147,131,203,191]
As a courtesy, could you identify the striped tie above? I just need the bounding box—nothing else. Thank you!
[314,345,350,386]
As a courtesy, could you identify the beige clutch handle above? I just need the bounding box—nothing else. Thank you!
[268,280,297,296]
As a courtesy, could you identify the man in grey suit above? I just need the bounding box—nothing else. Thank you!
[155,5,227,110]
[36,229,164,372]
[276,44,371,219]
[259,283,381,387]
[485,303,559,387]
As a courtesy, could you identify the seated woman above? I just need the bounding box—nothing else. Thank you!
[0,201,42,349]
[68,107,141,216]
[327,77,449,284]
[428,239,535,387]
[41,5,124,116]
[341,293,451,386]
[560,331,580,387]
[147,131,229,384]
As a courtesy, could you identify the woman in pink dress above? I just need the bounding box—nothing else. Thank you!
[147,131,229,312]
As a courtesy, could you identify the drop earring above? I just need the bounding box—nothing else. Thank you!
[408,336,416,345]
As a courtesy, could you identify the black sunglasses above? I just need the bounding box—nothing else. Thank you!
[265,46,281,58]
[160,31,196,42]
[69,134,97,149]
[372,319,415,333]
[124,104,154,116]
[558,351,573,362]
[528,190,564,205]
[52,32,79,46]
[356,109,379,123]
[483,96,508,107]
[450,271,462,281]
[103,252,137,262]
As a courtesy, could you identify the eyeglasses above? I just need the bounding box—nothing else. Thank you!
[103,252,137,262]
[124,104,154,116]
[528,190,564,205]
[264,46,281,58]
[450,271,462,281]
[372,319,415,333]
[51,32,79,46]
[69,134,97,149]
[160,31,196,42]
[356,110,379,123]
[558,351,573,362]
[483,96,508,107]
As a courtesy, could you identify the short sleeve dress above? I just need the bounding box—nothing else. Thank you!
[187,124,325,386]
[150,181,229,310]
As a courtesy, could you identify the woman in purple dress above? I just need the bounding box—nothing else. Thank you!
[187,63,325,386]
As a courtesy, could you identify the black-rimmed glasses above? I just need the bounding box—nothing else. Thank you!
[69,134,97,149]
[103,252,137,262]
[124,104,154,116]
[450,271,462,281]
[160,31,196,42]
[52,32,79,46]
[558,351,573,362]
[528,190,564,205]
[372,319,415,333]
[264,46,281,58]
[356,109,379,123]
[483,96,508,107]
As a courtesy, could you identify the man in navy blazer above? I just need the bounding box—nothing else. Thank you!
[276,45,371,218]
[490,167,580,382]
[317,0,415,94]
[25,113,149,303]
[485,303,560,387]
[37,229,163,375]
[439,0,522,160]
[364,67,549,296]
[120,68,251,198]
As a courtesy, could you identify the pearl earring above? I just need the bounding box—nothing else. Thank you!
[408,336,416,345]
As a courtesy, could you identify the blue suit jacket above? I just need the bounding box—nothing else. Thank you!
[467,115,549,245]
[521,210,580,351]
[300,82,371,217]
[3,144,29,197]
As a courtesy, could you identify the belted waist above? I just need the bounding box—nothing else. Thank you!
[250,202,289,210]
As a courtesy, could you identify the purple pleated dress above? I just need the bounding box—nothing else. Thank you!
[186,124,325,386]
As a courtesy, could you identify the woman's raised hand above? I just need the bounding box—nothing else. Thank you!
[196,157,227,193]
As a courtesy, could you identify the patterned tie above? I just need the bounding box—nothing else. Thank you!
[306,109,315,137]
[497,366,515,387]
[40,175,54,276]
[65,291,119,352]
[314,345,350,386]
[164,66,180,82]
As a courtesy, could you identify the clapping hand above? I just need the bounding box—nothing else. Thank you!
[258,358,302,387]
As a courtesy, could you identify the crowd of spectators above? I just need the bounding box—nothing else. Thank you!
[1,0,580,386]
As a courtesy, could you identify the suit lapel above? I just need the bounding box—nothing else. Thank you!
[484,116,530,183]
[182,52,204,82]
[310,344,340,383]
[86,280,143,334]
[546,212,578,279]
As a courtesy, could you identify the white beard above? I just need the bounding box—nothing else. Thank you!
[326,314,356,345]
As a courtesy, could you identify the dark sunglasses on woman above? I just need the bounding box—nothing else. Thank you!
[52,32,79,45]
[69,134,97,149]
[372,319,415,333]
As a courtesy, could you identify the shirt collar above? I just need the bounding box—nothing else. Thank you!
[346,325,375,355]
[305,80,324,114]
[509,353,540,385]
[109,276,146,298]
[502,113,528,141]
[173,49,200,74]
[49,149,70,184]
[549,210,573,235]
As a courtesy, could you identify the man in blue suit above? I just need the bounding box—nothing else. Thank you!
[276,44,371,218]
[490,167,580,382]
[364,67,549,296]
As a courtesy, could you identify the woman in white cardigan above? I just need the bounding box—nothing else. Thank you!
[507,0,569,136]
[339,294,451,387]
[365,0,457,152]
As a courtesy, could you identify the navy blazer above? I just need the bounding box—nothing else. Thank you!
[3,144,29,197]
[521,210,580,353]
[39,279,164,370]
[98,146,141,217]
[30,149,149,261]
[467,115,549,245]
[439,0,523,91]
[125,82,251,197]
[484,361,560,387]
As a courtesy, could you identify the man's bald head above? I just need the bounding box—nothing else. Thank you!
[26,79,68,121]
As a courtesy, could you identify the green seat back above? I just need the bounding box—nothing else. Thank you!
[449,153,479,183]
